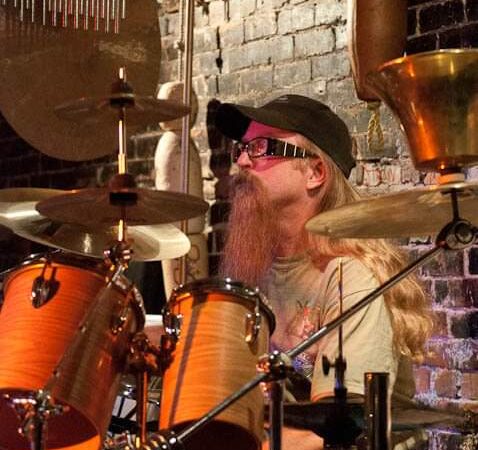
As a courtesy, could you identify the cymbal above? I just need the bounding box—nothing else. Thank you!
[0,0,162,161]
[306,181,478,238]
[0,189,191,261]
[284,397,464,434]
[55,93,190,127]
[36,187,209,227]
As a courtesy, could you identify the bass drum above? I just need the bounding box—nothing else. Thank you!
[0,253,144,449]
[159,278,275,450]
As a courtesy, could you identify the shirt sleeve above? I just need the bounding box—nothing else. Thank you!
[310,257,398,400]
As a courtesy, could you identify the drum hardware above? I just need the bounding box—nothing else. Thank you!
[124,323,165,447]
[245,297,262,344]
[3,390,68,450]
[30,257,60,309]
[257,351,295,450]
[360,373,391,450]
[318,259,362,449]
[159,309,182,370]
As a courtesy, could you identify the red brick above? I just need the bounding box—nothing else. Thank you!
[434,369,458,398]
[414,366,431,394]
[432,310,449,337]
[461,373,478,400]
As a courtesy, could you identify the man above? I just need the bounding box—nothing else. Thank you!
[214,95,433,449]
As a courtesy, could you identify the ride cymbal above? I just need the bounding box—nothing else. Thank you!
[306,181,478,238]
[0,188,191,261]
[36,187,209,227]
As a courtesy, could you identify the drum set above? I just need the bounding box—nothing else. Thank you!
[1,49,478,450]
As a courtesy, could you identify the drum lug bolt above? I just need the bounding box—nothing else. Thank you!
[245,311,261,344]
[31,261,59,308]
[163,310,182,340]
[245,297,263,344]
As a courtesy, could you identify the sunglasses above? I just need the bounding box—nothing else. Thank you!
[231,137,315,163]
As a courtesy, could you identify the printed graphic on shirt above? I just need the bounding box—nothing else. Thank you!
[285,300,321,378]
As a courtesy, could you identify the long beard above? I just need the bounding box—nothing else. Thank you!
[219,171,280,289]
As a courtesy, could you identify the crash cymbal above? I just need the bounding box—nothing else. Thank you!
[0,189,191,261]
[36,187,209,227]
[306,181,478,238]
[55,93,190,127]
[0,0,162,161]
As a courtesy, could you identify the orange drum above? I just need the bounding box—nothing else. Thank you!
[0,253,144,450]
[159,278,275,450]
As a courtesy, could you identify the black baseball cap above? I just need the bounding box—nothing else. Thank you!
[214,94,355,177]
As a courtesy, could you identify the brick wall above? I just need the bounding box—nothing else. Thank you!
[0,0,477,448]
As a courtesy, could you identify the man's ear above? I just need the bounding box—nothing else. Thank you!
[306,158,326,190]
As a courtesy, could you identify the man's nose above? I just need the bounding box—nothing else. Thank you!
[236,150,253,168]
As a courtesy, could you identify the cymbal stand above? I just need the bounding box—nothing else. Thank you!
[135,191,477,450]
[107,66,155,449]
[320,259,361,449]
[3,390,66,450]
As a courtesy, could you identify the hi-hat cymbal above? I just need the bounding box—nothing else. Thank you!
[306,181,478,238]
[55,93,190,128]
[0,188,191,261]
[36,187,209,227]
[280,400,462,434]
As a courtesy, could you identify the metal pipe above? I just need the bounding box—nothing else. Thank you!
[364,373,391,450]
[177,0,195,285]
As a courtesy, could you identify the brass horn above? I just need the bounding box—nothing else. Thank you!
[367,49,478,173]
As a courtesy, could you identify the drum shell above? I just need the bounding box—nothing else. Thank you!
[0,255,142,450]
[159,279,274,450]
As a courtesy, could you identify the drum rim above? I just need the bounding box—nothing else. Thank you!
[2,251,105,278]
[2,252,108,290]
[170,276,276,333]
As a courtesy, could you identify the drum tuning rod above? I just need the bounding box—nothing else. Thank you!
[121,0,125,19]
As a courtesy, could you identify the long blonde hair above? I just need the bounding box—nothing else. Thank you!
[297,137,433,360]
